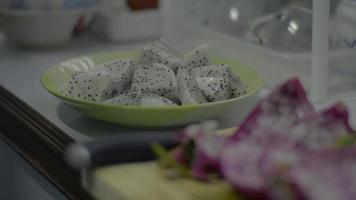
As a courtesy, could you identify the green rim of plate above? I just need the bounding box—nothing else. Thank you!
[41,51,264,111]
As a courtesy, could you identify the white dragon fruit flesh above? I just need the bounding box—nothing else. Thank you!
[193,64,246,102]
[103,89,141,106]
[140,93,177,106]
[181,44,211,70]
[101,59,136,91]
[131,63,178,102]
[61,59,134,102]
[176,68,208,104]
[138,39,184,73]
[104,91,176,107]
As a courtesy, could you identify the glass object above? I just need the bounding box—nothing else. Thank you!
[190,0,291,37]
[332,0,356,49]
[213,0,291,37]
[246,3,312,53]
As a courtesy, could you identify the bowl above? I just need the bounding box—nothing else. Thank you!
[41,51,264,128]
[0,7,97,48]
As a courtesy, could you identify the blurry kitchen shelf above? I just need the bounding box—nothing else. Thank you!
[91,9,163,42]
[176,21,356,97]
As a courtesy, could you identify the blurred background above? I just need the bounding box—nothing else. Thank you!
[0,0,356,99]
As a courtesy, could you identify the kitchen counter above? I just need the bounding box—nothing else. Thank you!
[1,23,356,200]
[0,26,263,199]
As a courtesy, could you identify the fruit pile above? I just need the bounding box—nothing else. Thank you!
[61,39,247,106]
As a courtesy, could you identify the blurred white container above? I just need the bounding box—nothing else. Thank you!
[91,8,163,42]
[0,7,97,48]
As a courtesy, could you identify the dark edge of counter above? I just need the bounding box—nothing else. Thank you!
[0,85,94,200]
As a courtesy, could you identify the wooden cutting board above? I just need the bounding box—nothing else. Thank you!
[86,162,241,200]
[86,128,241,200]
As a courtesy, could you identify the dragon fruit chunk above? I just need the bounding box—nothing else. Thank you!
[61,59,135,102]
[176,68,208,104]
[140,93,177,106]
[290,102,354,149]
[193,64,246,102]
[101,59,136,92]
[139,39,184,73]
[104,91,177,107]
[149,38,181,56]
[183,44,211,69]
[61,71,113,102]
[228,69,248,98]
[131,63,178,102]
[231,77,314,141]
[103,90,141,106]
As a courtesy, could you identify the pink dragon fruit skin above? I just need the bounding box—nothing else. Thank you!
[261,102,354,176]
[176,124,205,143]
[221,132,301,199]
[221,102,354,199]
[221,141,267,199]
[191,134,227,181]
[170,146,189,166]
[230,77,314,141]
[173,124,227,181]
[220,78,328,199]
[290,102,354,149]
[287,148,356,200]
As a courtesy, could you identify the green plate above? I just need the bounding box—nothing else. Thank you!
[41,51,264,128]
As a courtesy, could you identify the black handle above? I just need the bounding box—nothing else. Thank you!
[66,132,178,169]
